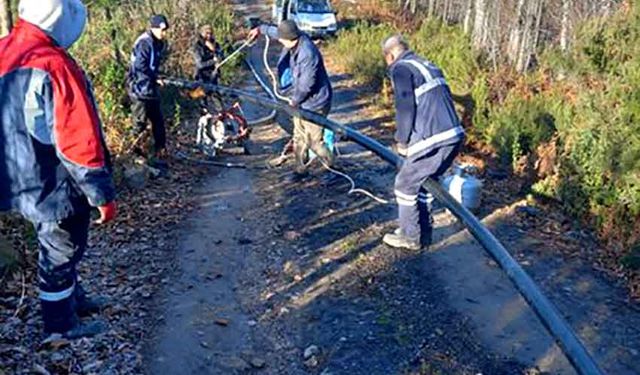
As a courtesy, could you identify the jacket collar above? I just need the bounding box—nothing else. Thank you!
[12,19,58,46]
[286,34,306,58]
[388,50,414,72]
[147,30,163,44]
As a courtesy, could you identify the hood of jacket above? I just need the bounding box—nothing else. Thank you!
[18,0,87,49]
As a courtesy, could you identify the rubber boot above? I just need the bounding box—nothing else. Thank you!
[149,149,169,170]
[41,295,78,335]
[41,282,108,339]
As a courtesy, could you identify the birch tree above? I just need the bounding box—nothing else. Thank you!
[472,0,488,49]
[559,0,572,51]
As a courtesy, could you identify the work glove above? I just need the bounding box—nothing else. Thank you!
[95,201,117,224]
[248,27,261,42]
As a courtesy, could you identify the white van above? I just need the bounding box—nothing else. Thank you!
[272,0,338,38]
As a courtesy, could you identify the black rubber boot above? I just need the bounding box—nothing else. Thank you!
[41,296,108,339]
[41,282,78,335]
[76,295,109,317]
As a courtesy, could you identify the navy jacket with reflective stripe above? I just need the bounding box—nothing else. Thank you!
[389,51,464,158]
[127,31,166,100]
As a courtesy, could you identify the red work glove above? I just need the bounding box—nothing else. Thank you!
[95,201,117,224]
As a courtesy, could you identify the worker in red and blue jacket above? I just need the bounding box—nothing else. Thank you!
[381,35,464,251]
[127,15,169,167]
[0,0,117,338]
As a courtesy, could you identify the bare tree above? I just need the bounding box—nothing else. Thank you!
[0,0,12,37]
[429,0,437,18]
[508,0,526,64]
[463,0,473,33]
[386,0,619,70]
[559,0,572,51]
[472,0,488,49]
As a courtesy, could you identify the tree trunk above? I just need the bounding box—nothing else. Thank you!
[508,0,526,66]
[0,0,13,37]
[489,1,501,71]
[472,0,487,49]
[410,0,417,14]
[560,0,572,51]
[515,0,545,72]
[463,0,473,34]
[442,0,450,23]
[428,0,437,18]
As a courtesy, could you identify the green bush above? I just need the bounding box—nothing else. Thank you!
[70,1,237,154]
[326,21,395,89]
[326,7,640,258]
[536,7,640,250]
[409,20,478,94]
[326,19,478,94]
[486,95,557,167]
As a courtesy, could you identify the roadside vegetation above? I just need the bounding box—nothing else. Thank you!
[327,0,640,296]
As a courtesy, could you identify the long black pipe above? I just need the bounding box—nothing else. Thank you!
[163,77,604,375]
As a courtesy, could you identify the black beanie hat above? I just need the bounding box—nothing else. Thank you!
[150,14,169,29]
[277,20,301,41]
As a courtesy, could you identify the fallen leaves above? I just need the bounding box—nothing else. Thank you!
[0,133,217,373]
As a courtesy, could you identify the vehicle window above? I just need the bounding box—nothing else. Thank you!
[297,0,332,13]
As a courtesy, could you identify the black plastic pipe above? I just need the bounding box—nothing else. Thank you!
[163,77,604,375]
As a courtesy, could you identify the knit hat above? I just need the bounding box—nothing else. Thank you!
[150,14,169,30]
[277,20,300,41]
[18,0,87,49]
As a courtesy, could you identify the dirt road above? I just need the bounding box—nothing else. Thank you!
[143,2,640,374]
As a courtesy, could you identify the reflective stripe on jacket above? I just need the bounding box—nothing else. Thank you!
[389,51,464,159]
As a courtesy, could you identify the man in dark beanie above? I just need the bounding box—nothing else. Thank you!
[127,14,170,168]
[249,20,334,183]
